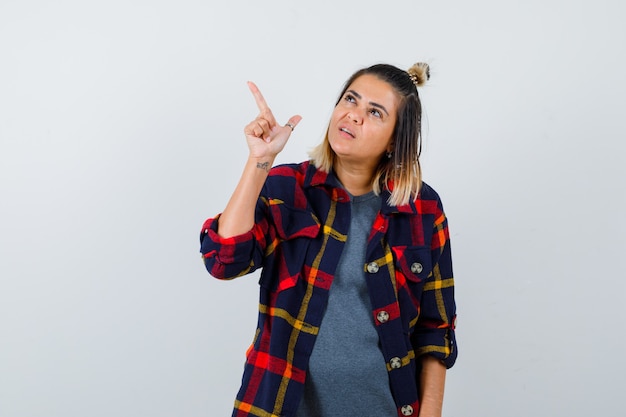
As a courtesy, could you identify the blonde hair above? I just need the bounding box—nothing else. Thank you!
[309,62,430,207]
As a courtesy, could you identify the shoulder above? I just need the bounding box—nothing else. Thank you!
[267,160,310,180]
[418,181,442,203]
[263,161,315,209]
[411,181,447,216]
[265,161,311,192]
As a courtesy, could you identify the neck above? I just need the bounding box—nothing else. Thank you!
[333,159,376,196]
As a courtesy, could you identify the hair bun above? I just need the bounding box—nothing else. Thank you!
[407,62,430,87]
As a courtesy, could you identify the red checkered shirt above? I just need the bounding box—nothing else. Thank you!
[200,161,457,417]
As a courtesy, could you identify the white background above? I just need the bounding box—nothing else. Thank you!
[1,1,625,416]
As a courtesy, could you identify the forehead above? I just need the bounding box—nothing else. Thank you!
[346,74,400,113]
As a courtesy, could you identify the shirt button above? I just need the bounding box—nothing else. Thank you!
[410,262,423,274]
[389,357,402,369]
[401,405,414,415]
[366,262,379,273]
[376,311,389,323]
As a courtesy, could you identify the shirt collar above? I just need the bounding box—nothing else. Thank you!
[304,161,418,215]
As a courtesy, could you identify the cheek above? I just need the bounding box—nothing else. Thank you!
[330,107,346,123]
[383,122,396,142]
[372,123,395,143]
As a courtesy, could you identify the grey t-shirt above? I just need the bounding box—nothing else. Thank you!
[296,191,397,416]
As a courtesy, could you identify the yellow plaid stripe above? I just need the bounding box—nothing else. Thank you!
[234,400,281,417]
[229,263,254,279]
[273,199,342,414]
[268,198,285,206]
[363,251,394,272]
[376,251,394,267]
[323,224,347,242]
[423,277,454,291]
[382,246,397,294]
[434,213,447,254]
[264,236,279,257]
[431,264,449,325]
[415,344,451,357]
[259,304,319,335]
[385,350,416,371]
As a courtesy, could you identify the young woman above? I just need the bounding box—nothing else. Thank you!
[200,62,457,417]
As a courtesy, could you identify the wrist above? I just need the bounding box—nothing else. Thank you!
[247,156,275,173]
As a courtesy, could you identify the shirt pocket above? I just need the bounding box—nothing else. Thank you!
[391,245,433,332]
[259,203,320,293]
[391,245,433,285]
[268,200,320,240]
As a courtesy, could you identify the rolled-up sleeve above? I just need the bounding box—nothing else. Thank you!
[199,215,259,279]
[200,192,276,279]
[411,205,457,369]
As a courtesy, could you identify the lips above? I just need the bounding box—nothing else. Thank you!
[338,126,355,138]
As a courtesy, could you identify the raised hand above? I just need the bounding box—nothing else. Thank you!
[244,81,302,160]
[216,83,302,237]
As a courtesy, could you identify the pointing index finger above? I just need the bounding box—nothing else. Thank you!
[247,81,271,113]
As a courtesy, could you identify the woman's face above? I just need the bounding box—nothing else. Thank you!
[328,74,400,168]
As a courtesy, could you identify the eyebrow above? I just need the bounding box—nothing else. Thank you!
[346,89,389,116]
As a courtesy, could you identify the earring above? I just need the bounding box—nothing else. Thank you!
[386,151,393,159]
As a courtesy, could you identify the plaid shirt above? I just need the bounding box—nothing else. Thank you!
[200,161,457,417]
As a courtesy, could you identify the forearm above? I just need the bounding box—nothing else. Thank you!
[217,156,274,238]
[418,355,447,417]
[217,81,300,238]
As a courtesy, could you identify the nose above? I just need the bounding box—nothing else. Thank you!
[347,110,363,124]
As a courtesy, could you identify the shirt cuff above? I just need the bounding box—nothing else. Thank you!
[200,215,256,278]
[412,324,457,369]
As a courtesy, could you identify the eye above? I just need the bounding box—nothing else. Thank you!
[370,108,382,118]
[344,94,356,104]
